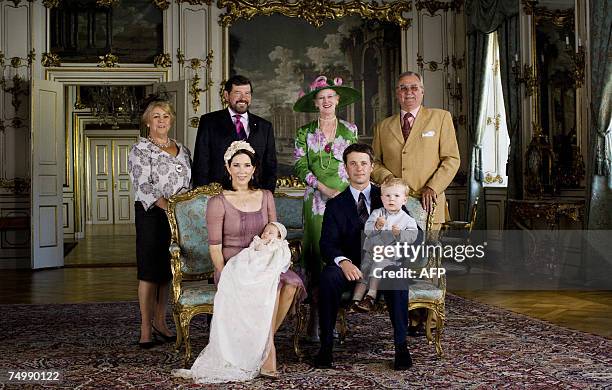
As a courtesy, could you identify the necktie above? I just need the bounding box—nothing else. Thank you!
[402,112,413,141]
[357,192,369,225]
[234,114,247,140]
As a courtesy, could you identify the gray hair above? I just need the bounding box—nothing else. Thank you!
[398,71,423,84]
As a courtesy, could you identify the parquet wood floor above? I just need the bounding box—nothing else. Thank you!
[2,226,610,339]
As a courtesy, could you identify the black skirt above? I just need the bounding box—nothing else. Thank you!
[134,202,172,283]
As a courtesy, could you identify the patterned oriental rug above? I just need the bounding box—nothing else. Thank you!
[1,295,610,389]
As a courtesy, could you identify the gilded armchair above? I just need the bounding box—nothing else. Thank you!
[404,194,446,358]
[167,183,223,366]
[337,194,446,358]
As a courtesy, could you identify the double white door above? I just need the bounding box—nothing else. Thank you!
[89,138,137,224]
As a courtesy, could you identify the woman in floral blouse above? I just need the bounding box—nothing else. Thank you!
[293,76,360,340]
[128,100,192,348]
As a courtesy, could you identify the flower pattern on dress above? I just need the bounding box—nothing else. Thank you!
[128,137,192,210]
[306,130,326,153]
[305,172,318,188]
[294,146,305,161]
[338,163,349,183]
[311,190,326,216]
[304,185,314,201]
[332,136,350,161]
[340,119,358,134]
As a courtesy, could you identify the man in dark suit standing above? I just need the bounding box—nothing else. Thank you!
[315,143,412,370]
[192,75,278,191]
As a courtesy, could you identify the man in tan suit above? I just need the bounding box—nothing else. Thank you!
[372,71,460,230]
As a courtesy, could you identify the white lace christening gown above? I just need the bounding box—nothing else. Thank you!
[172,236,290,383]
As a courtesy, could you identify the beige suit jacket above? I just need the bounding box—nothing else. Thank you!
[372,106,460,223]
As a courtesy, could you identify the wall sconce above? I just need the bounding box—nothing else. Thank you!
[447,76,462,107]
[511,54,537,97]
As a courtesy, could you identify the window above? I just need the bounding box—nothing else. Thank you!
[479,32,510,187]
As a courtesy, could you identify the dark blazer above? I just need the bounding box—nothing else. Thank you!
[320,185,383,267]
[192,109,278,191]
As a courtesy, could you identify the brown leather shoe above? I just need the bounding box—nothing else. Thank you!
[355,295,375,312]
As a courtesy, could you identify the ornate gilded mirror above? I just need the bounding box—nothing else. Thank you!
[524,0,585,195]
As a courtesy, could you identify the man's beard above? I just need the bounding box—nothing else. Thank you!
[230,100,250,114]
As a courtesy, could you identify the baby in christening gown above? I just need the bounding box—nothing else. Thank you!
[173,222,291,384]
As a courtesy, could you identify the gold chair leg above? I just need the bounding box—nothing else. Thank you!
[173,310,182,352]
[293,303,306,360]
[338,308,347,344]
[180,312,193,368]
[434,307,444,358]
[425,309,434,344]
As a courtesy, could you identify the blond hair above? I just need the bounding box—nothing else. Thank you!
[381,177,409,196]
[142,100,176,131]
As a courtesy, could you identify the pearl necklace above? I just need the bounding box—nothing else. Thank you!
[317,117,337,170]
[148,136,173,149]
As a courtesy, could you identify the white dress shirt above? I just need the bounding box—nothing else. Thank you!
[228,107,250,137]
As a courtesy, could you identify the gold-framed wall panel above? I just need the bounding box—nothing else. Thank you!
[219,0,413,82]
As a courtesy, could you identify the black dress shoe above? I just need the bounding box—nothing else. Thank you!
[313,344,333,369]
[408,323,425,337]
[394,342,413,370]
[152,325,177,343]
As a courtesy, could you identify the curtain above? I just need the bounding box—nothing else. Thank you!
[587,0,612,229]
[498,14,521,200]
[465,0,518,227]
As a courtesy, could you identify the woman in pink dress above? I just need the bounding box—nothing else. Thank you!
[174,141,305,383]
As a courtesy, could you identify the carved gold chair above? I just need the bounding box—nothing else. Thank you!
[337,193,446,358]
[404,194,446,358]
[167,183,223,366]
[167,184,307,365]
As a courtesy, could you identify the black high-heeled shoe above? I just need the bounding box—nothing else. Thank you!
[152,324,176,343]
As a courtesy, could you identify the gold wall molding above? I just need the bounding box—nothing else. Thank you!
[177,49,214,113]
[42,0,60,8]
[416,0,463,16]
[153,53,172,68]
[0,178,30,193]
[152,0,170,10]
[534,7,574,29]
[98,53,119,68]
[41,52,61,67]
[217,0,413,29]
[189,117,200,128]
[521,0,537,15]
[484,173,503,184]
[177,0,213,4]
[96,0,120,6]
[276,175,305,189]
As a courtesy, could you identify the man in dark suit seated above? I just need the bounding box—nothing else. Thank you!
[192,75,278,191]
[315,143,412,370]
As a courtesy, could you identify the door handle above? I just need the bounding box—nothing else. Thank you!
[114,182,117,189]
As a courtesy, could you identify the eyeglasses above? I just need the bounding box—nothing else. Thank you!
[397,84,422,93]
[316,93,338,101]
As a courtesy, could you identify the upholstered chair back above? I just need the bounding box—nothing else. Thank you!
[168,184,223,276]
[274,192,304,241]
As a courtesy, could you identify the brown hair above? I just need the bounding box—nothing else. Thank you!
[223,149,260,191]
[381,177,409,196]
[342,143,374,164]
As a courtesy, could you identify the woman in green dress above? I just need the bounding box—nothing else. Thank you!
[293,75,360,340]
